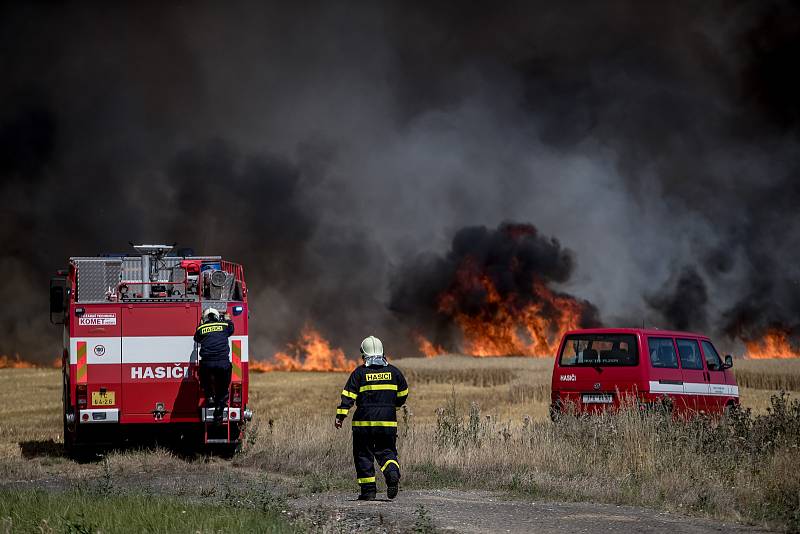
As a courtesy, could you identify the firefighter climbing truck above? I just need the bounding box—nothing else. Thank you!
[49,244,251,455]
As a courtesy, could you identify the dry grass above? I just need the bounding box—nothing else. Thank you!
[242,356,800,530]
[734,359,800,391]
[1,357,799,531]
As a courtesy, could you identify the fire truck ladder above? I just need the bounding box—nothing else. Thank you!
[203,389,232,445]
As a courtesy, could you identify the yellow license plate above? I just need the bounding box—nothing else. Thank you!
[91,391,115,406]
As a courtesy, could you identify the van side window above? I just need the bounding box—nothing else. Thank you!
[558,334,638,366]
[701,340,722,371]
[676,339,703,370]
[648,337,678,368]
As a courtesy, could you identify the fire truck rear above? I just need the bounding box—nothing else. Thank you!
[50,244,251,456]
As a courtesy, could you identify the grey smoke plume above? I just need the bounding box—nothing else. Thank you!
[1,1,799,362]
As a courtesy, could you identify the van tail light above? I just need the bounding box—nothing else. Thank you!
[230,383,242,408]
[76,384,88,408]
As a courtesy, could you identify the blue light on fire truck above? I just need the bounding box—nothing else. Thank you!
[232,306,243,316]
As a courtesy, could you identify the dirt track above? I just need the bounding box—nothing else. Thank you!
[294,489,772,533]
[0,461,775,533]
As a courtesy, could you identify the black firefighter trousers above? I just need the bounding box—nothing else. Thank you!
[353,428,400,494]
[199,361,232,410]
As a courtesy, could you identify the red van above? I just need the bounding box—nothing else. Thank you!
[550,328,739,418]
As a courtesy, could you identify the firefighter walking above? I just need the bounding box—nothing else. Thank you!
[335,336,408,500]
[194,307,235,423]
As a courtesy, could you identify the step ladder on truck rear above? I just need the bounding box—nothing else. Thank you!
[50,244,253,457]
[202,380,245,450]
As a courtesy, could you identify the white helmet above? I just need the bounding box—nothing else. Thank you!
[360,336,387,367]
[203,307,220,322]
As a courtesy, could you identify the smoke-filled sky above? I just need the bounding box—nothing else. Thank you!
[1,1,799,362]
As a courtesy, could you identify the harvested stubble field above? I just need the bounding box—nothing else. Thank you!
[0,357,799,533]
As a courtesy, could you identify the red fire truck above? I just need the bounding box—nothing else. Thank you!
[50,245,251,457]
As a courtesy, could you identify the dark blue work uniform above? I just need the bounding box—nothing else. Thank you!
[193,318,234,410]
[336,363,409,496]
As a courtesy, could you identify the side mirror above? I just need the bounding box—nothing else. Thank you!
[50,278,66,324]
[723,354,733,369]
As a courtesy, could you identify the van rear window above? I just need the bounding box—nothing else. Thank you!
[559,334,638,367]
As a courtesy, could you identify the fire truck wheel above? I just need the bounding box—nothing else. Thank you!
[63,421,98,461]
[63,415,76,455]
[211,442,241,459]
[64,438,95,461]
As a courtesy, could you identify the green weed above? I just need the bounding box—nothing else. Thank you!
[0,490,300,534]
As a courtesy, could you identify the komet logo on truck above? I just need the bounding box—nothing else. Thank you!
[78,313,117,326]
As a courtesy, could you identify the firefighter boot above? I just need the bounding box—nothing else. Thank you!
[357,483,377,501]
[386,469,400,500]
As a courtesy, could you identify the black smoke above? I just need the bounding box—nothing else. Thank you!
[389,222,600,354]
[646,267,709,332]
[0,1,799,361]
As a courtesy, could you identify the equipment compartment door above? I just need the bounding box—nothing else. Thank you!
[121,304,200,419]
[71,305,122,412]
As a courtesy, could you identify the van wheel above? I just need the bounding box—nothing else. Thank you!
[549,403,562,422]
[655,395,674,414]
[723,402,739,420]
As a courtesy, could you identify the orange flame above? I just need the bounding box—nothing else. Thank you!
[248,360,275,373]
[0,355,60,369]
[417,262,588,357]
[745,328,800,359]
[415,333,446,358]
[252,326,359,372]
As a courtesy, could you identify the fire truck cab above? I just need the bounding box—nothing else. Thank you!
[50,245,251,456]
[550,328,739,418]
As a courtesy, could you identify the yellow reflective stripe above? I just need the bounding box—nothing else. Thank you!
[397,388,409,397]
[357,476,376,484]
[341,390,357,399]
[196,322,228,331]
[352,421,397,427]
[380,459,400,472]
[359,384,397,392]
[336,408,349,415]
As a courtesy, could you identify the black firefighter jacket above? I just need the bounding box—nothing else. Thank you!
[193,319,234,365]
[336,363,409,431]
